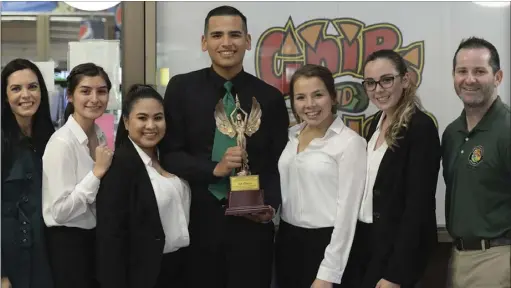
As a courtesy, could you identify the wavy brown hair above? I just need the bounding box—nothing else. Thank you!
[363,49,423,150]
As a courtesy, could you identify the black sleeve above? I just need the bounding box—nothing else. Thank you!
[96,155,132,288]
[2,130,9,279]
[159,75,221,184]
[384,116,441,285]
[1,255,6,278]
[262,89,289,210]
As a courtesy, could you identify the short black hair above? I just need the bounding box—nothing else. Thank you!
[204,5,247,34]
[453,37,500,74]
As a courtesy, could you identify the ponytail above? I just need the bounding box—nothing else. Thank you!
[64,102,74,123]
[65,63,112,124]
[114,115,128,150]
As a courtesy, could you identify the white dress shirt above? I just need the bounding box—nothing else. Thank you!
[358,113,388,224]
[42,115,106,229]
[278,115,367,284]
[130,138,191,253]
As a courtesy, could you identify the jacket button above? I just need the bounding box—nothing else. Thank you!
[374,189,380,196]
[26,173,32,180]
[22,196,29,203]
[373,212,380,219]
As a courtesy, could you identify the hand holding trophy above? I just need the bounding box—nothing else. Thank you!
[214,95,273,217]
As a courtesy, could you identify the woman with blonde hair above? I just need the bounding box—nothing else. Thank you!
[341,49,441,288]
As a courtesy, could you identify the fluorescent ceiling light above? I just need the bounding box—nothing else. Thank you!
[50,16,86,23]
[473,1,511,7]
[1,16,37,21]
[64,1,120,11]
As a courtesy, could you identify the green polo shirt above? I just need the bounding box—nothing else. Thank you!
[442,96,511,239]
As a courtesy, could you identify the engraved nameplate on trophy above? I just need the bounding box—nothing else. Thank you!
[214,95,272,216]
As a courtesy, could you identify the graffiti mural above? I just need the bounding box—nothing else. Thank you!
[255,17,436,136]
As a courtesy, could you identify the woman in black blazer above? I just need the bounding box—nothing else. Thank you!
[341,50,441,288]
[96,84,190,288]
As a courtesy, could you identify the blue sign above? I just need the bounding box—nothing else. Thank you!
[1,1,119,13]
[1,1,58,12]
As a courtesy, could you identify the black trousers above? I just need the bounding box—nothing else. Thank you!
[185,194,275,288]
[155,248,187,288]
[340,221,418,288]
[45,226,98,288]
[340,221,372,288]
[275,220,341,288]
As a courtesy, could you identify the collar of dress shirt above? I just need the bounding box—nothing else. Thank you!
[291,114,346,139]
[67,114,104,145]
[207,65,249,93]
[128,137,153,167]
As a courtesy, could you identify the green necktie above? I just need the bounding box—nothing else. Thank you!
[209,81,237,200]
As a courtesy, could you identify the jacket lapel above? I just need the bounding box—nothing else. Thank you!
[367,110,408,188]
[123,140,165,238]
[366,111,383,143]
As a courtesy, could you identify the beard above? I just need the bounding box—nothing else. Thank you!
[455,83,495,108]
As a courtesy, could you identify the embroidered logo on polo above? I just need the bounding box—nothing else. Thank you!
[468,145,484,166]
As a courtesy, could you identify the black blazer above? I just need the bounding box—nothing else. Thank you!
[362,107,441,287]
[96,139,167,288]
[159,68,289,210]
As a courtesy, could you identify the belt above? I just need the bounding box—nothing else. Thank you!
[454,237,511,251]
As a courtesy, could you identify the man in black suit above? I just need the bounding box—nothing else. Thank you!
[159,5,289,288]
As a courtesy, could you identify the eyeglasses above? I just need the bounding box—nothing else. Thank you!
[362,74,401,91]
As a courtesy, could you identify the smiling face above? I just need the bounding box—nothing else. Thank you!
[292,76,335,128]
[124,98,165,150]
[453,48,502,108]
[202,15,251,76]
[68,75,109,121]
[5,69,42,123]
[363,58,410,114]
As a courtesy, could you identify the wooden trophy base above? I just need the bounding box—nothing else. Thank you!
[225,175,270,216]
[225,189,271,216]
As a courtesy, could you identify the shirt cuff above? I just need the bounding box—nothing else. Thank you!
[316,265,342,284]
[77,171,101,203]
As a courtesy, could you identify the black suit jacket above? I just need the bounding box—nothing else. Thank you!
[96,139,166,288]
[159,67,289,210]
[363,108,440,287]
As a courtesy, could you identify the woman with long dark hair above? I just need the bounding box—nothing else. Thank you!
[42,63,114,288]
[96,84,190,288]
[1,58,55,288]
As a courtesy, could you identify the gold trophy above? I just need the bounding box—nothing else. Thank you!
[214,95,271,216]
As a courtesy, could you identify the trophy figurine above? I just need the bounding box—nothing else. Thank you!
[214,95,272,216]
